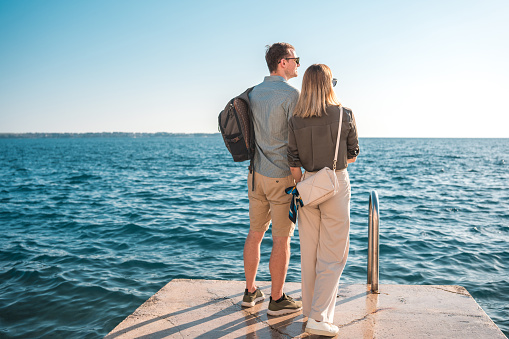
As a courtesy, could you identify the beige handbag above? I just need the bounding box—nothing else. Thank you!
[296,106,343,206]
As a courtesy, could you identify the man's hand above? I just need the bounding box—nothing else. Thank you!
[290,167,302,183]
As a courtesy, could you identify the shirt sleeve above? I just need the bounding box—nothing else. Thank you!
[287,118,302,167]
[347,110,360,159]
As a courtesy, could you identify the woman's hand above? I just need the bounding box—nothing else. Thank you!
[347,157,357,164]
[290,167,302,183]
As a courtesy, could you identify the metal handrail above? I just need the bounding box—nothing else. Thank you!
[367,190,380,293]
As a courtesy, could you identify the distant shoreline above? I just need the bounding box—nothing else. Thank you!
[0,132,220,139]
[0,133,506,139]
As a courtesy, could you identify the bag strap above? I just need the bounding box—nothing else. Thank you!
[332,106,343,171]
[242,86,255,191]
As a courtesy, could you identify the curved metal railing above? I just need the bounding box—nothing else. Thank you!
[367,190,380,293]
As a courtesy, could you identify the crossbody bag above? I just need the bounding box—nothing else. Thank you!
[296,106,343,206]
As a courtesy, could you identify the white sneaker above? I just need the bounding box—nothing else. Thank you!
[305,318,339,337]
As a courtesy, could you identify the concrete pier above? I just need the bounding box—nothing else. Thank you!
[105,279,506,338]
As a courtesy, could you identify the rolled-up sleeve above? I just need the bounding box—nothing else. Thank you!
[287,119,302,167]
[347,111,360,159]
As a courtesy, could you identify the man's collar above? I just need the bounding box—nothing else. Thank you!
[264,75,287,82]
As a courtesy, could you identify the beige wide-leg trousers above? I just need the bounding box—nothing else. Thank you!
[299,168,351,323]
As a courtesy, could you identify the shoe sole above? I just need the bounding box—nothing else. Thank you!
[241,296,265,307]
[305,326,339,337]
[266,306,302,316]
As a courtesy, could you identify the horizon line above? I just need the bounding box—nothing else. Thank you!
[0,132,507,139]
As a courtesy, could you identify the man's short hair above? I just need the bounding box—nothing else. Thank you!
[265,42,295,73]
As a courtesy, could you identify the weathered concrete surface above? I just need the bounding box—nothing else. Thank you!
[105,279,506,338]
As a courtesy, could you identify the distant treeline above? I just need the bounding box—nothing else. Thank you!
[0,132,220,139]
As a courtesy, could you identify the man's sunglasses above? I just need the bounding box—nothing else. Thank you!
[332,78,337,87]
[284,57,300,65]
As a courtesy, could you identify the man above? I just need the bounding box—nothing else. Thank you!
[241,42,302,316]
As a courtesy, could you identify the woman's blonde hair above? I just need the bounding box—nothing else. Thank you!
[293,64,340,118]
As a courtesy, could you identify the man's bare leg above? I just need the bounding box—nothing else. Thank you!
[270,236,290,300]
[244,230,265,292]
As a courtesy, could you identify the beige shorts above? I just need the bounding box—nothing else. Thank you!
[248,172,295,237]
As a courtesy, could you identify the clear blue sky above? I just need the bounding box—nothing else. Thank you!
[1,0,507,137]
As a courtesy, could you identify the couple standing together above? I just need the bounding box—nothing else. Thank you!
[241,42,359,336]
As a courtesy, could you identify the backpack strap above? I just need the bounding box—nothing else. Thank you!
[241,87,256,191]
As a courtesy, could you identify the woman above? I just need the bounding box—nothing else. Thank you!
[287,64,359,336]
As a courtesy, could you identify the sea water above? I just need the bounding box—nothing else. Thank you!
[0,136,507,338]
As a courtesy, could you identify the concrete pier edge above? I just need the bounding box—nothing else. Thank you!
[105,279,506,338]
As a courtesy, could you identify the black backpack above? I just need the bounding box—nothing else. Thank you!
[218,87,255,162]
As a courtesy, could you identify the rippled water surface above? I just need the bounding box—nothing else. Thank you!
[0,136,508,338]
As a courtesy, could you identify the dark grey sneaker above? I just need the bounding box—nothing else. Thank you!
[241,287,265,307]
[267,293,302,316]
